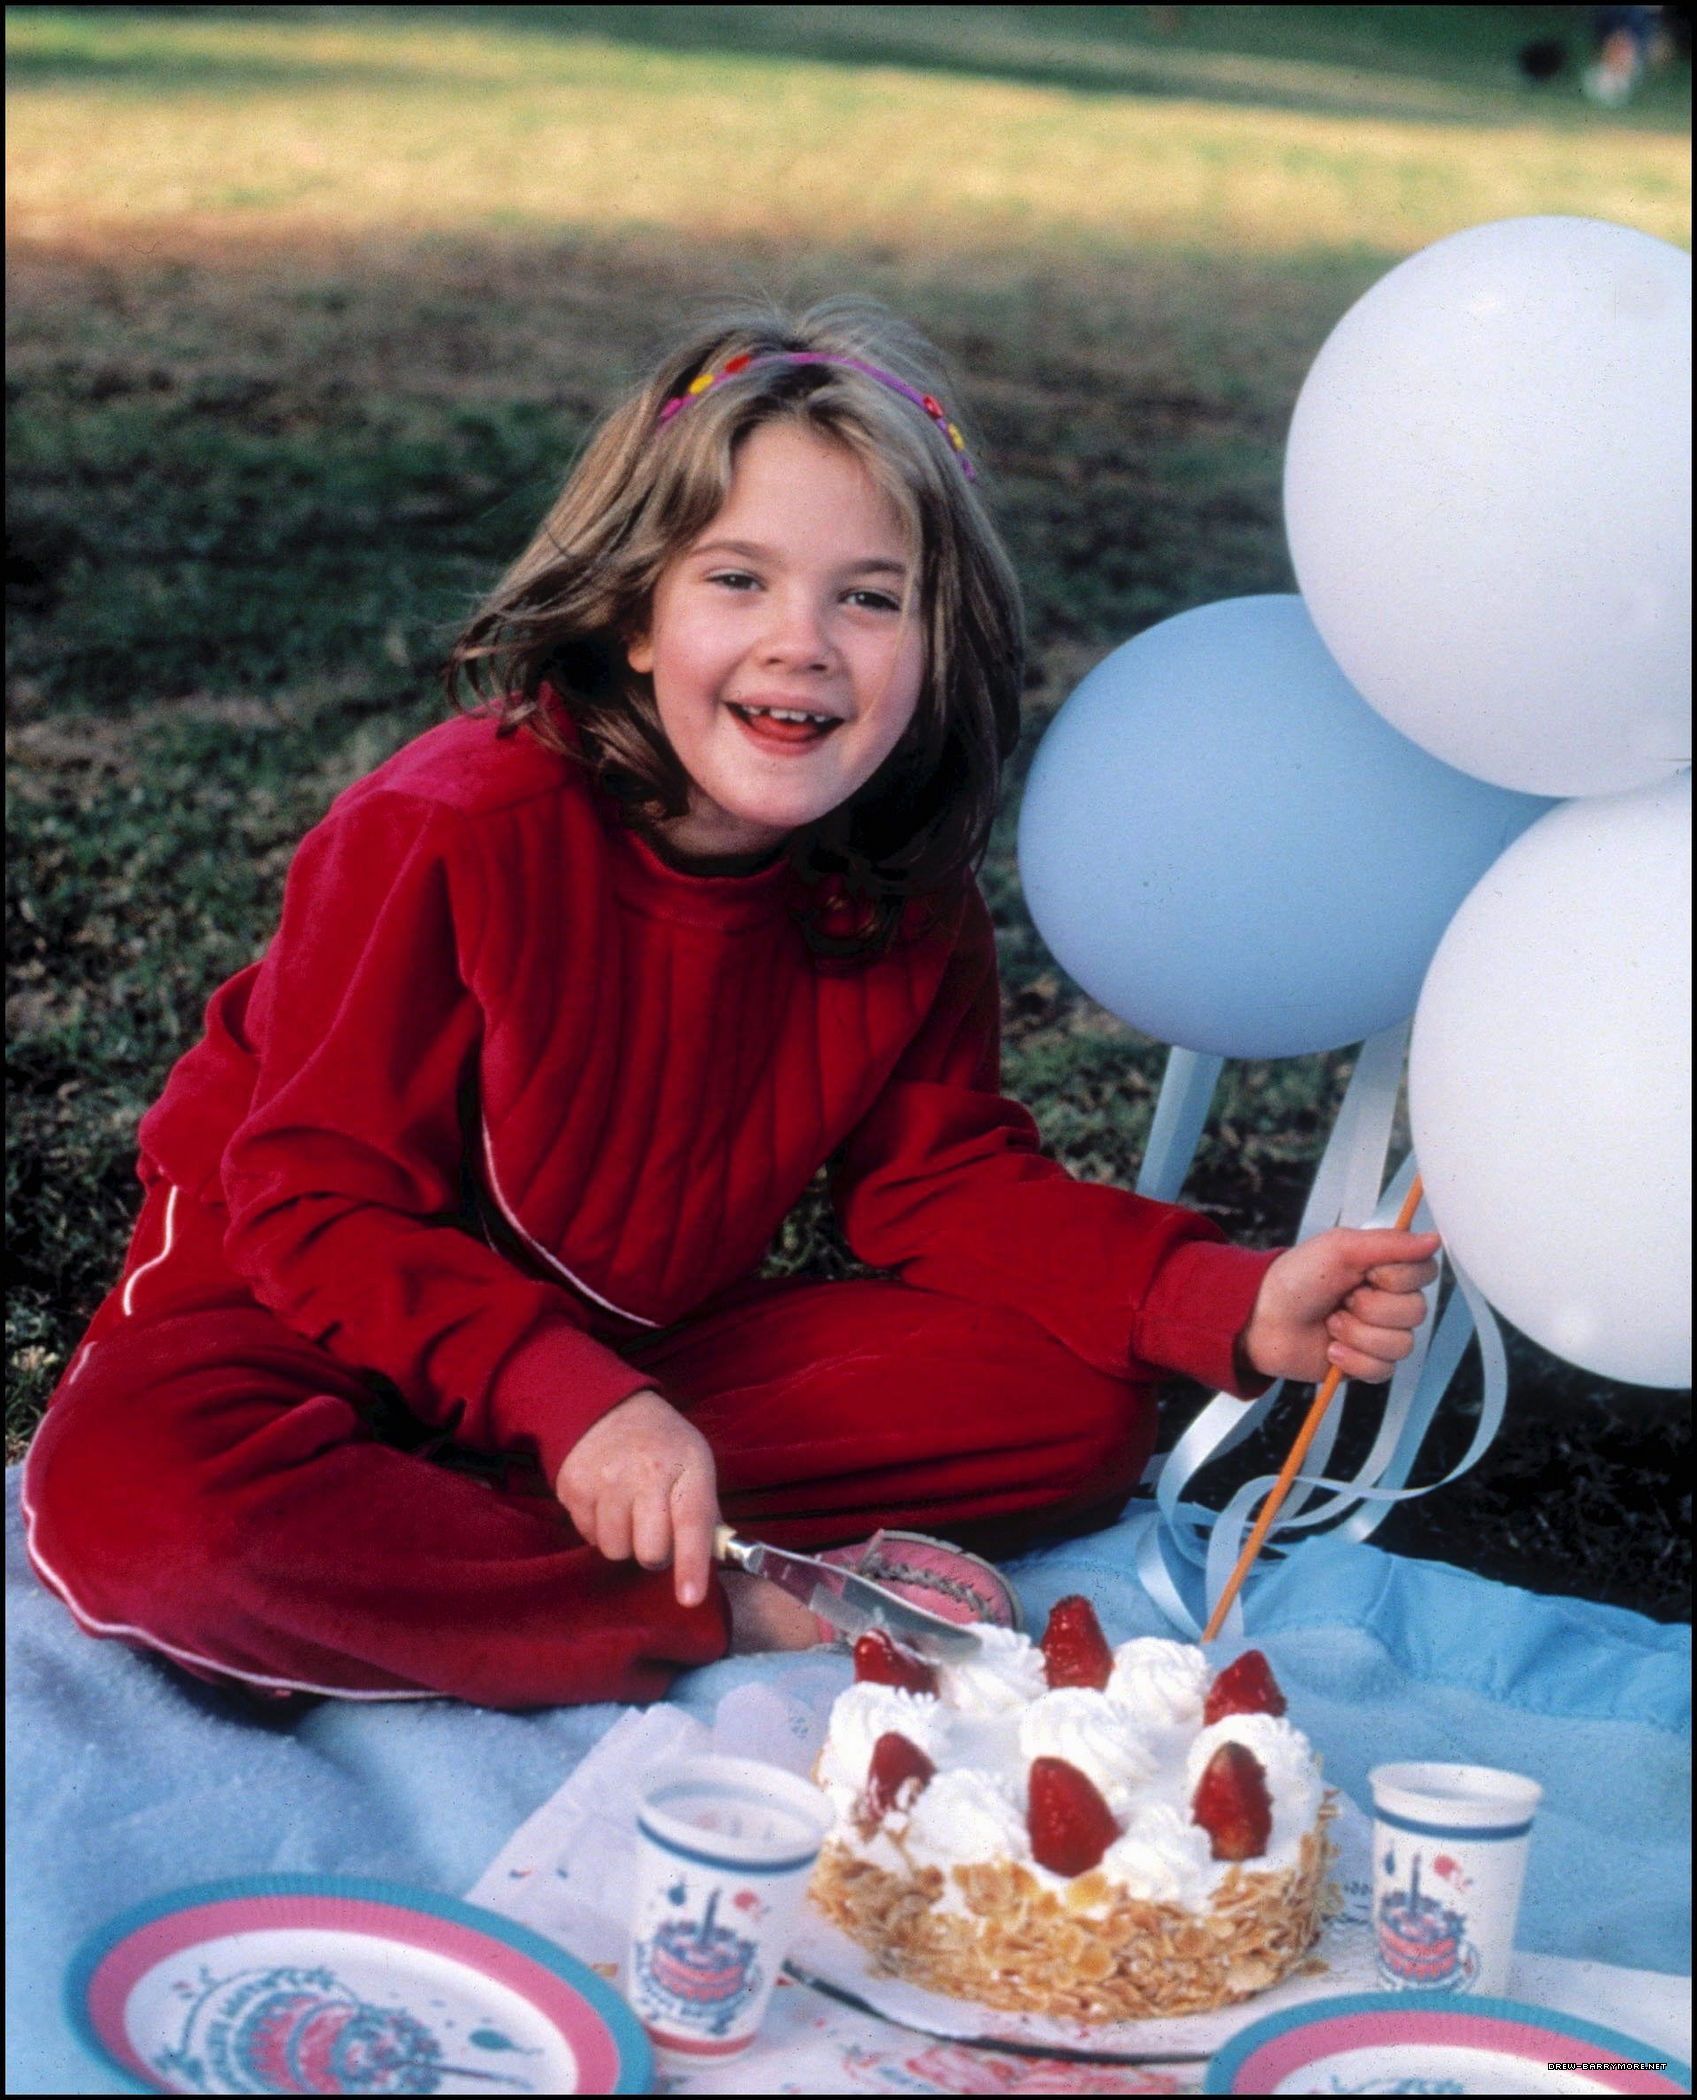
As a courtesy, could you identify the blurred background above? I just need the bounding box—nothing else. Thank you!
[6,5,1690,1615]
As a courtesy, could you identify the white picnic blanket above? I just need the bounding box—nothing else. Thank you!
[468,1691,1691,2093]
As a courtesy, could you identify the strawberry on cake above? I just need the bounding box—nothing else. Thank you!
[809,1606,1337,2021]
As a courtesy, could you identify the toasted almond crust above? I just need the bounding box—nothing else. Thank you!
[808,1801,1338,2022]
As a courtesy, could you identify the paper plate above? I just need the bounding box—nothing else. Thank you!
[65,1873,653,2095]
[1203,1992,1691,2094]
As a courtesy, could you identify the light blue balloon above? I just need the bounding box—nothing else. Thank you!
[1016,596,1556,1058]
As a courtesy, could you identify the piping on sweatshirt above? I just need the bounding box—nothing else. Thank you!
[50,1180,183,1395]
[21,1187,438,1702]
[479,1119,662,1330]
[28,1178,433,1700]
[19,1483,438,1701]
[110,1134,660,1334]
[120,1181,179,1317]
[27,1140,660,1699]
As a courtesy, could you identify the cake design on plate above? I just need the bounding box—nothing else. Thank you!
[150,1963,544,2095]
[808,1601,1337,2021]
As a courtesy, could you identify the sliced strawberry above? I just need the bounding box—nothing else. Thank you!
[852,1628,937,1696]
[1027,1755,1121,1877]
[864,1732,935,1821]
[1203,1648,1288,1726]
[1190,1740,1273,1861]
[1039,1594,1114,1691]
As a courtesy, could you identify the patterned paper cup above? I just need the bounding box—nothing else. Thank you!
[1369,1763,1544,1997]
[628,1755,832,2058]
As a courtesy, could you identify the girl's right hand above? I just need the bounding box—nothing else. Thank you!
[554,1388,720,1609]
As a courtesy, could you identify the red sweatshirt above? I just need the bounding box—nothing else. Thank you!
[136,711,1275,1490]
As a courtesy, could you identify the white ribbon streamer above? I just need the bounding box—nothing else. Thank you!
[1135,1049,1224,1203]
[1129,1025,1509,1637]
[1140,1020,1411,1507]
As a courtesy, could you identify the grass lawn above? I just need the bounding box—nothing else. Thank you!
[6,4,1690,1614]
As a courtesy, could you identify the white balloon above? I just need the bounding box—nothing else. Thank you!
[1410,772,1691,1387]
[1286,216,1691,798]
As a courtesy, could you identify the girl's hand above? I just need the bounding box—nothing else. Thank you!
[1238,1229,1442,1385]
[555,1388,720,1609]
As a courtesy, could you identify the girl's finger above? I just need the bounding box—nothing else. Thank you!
[595,1496,633,1563]
[1330,1312,1415,1365]
[631,1490,674,1572]
[1367,1259,1441,1292]
[558,1489,593,1546]
[1344,1230,1441,1272]
[1327,1339,1399,1383]
[1345,1285,1431,1328]
[1310,1231,1437,1306]
[670,1470,718,1611]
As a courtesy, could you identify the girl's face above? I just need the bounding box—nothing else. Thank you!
[629,422,925,863]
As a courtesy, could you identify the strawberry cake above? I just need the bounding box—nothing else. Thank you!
[808,1602,1336,2021]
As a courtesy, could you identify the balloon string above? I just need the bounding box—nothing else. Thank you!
[1201,1173,1427,1643]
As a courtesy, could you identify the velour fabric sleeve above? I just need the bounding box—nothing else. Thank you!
[832,886,1279,1395]
[213,789,652,1484]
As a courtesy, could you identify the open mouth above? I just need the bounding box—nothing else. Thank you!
[727,703,843,749]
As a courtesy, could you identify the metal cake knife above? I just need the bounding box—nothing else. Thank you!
[712,1526,982,1660]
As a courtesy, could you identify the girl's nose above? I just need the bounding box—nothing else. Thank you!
[756,592,834,671]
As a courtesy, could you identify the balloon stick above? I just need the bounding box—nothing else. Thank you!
[1201,1174,1427,1643]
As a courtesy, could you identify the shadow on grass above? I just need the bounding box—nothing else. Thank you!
[4,34,425,96]
[9,3,1692,130]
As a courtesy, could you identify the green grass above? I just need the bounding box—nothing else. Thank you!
[7,6,1688,253]
[5,7,1690,1611]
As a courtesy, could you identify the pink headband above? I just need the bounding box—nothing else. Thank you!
[656,350,977,480]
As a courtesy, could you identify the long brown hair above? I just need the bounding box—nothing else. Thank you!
[443,296,1024,955]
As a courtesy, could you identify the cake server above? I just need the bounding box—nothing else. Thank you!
[712,1526,982,1660]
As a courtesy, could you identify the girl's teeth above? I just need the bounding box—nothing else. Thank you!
[741,706,833,725]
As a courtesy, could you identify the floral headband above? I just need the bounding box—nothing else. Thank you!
[656,350,977,480]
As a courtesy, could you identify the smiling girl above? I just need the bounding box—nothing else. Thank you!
[23,300,1437,1707]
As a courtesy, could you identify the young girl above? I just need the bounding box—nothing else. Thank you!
[23,299,1438,1709]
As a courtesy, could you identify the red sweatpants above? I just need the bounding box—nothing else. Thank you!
[23,1183,1156,1710]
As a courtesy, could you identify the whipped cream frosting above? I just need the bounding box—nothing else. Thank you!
[937,1623,1048,1716]
[1018,1687,1159,1816]
[1106,1637,1211,1729]
[1100,1799,1219,1907]
[821,1632,1324,1912]
[903,1767,1032,1877]
[816,1682,950,1820]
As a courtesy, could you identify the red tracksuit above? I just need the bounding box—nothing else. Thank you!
[23,710,1275,1708]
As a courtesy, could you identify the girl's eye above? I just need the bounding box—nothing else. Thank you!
[846,589,903,613]
[706,569,760,591]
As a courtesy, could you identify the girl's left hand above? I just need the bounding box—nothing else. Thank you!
[1238,1229,1442,1386]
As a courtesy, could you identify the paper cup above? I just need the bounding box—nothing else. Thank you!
[627,1754,832,2058]
[1369,1762,1543,1996]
